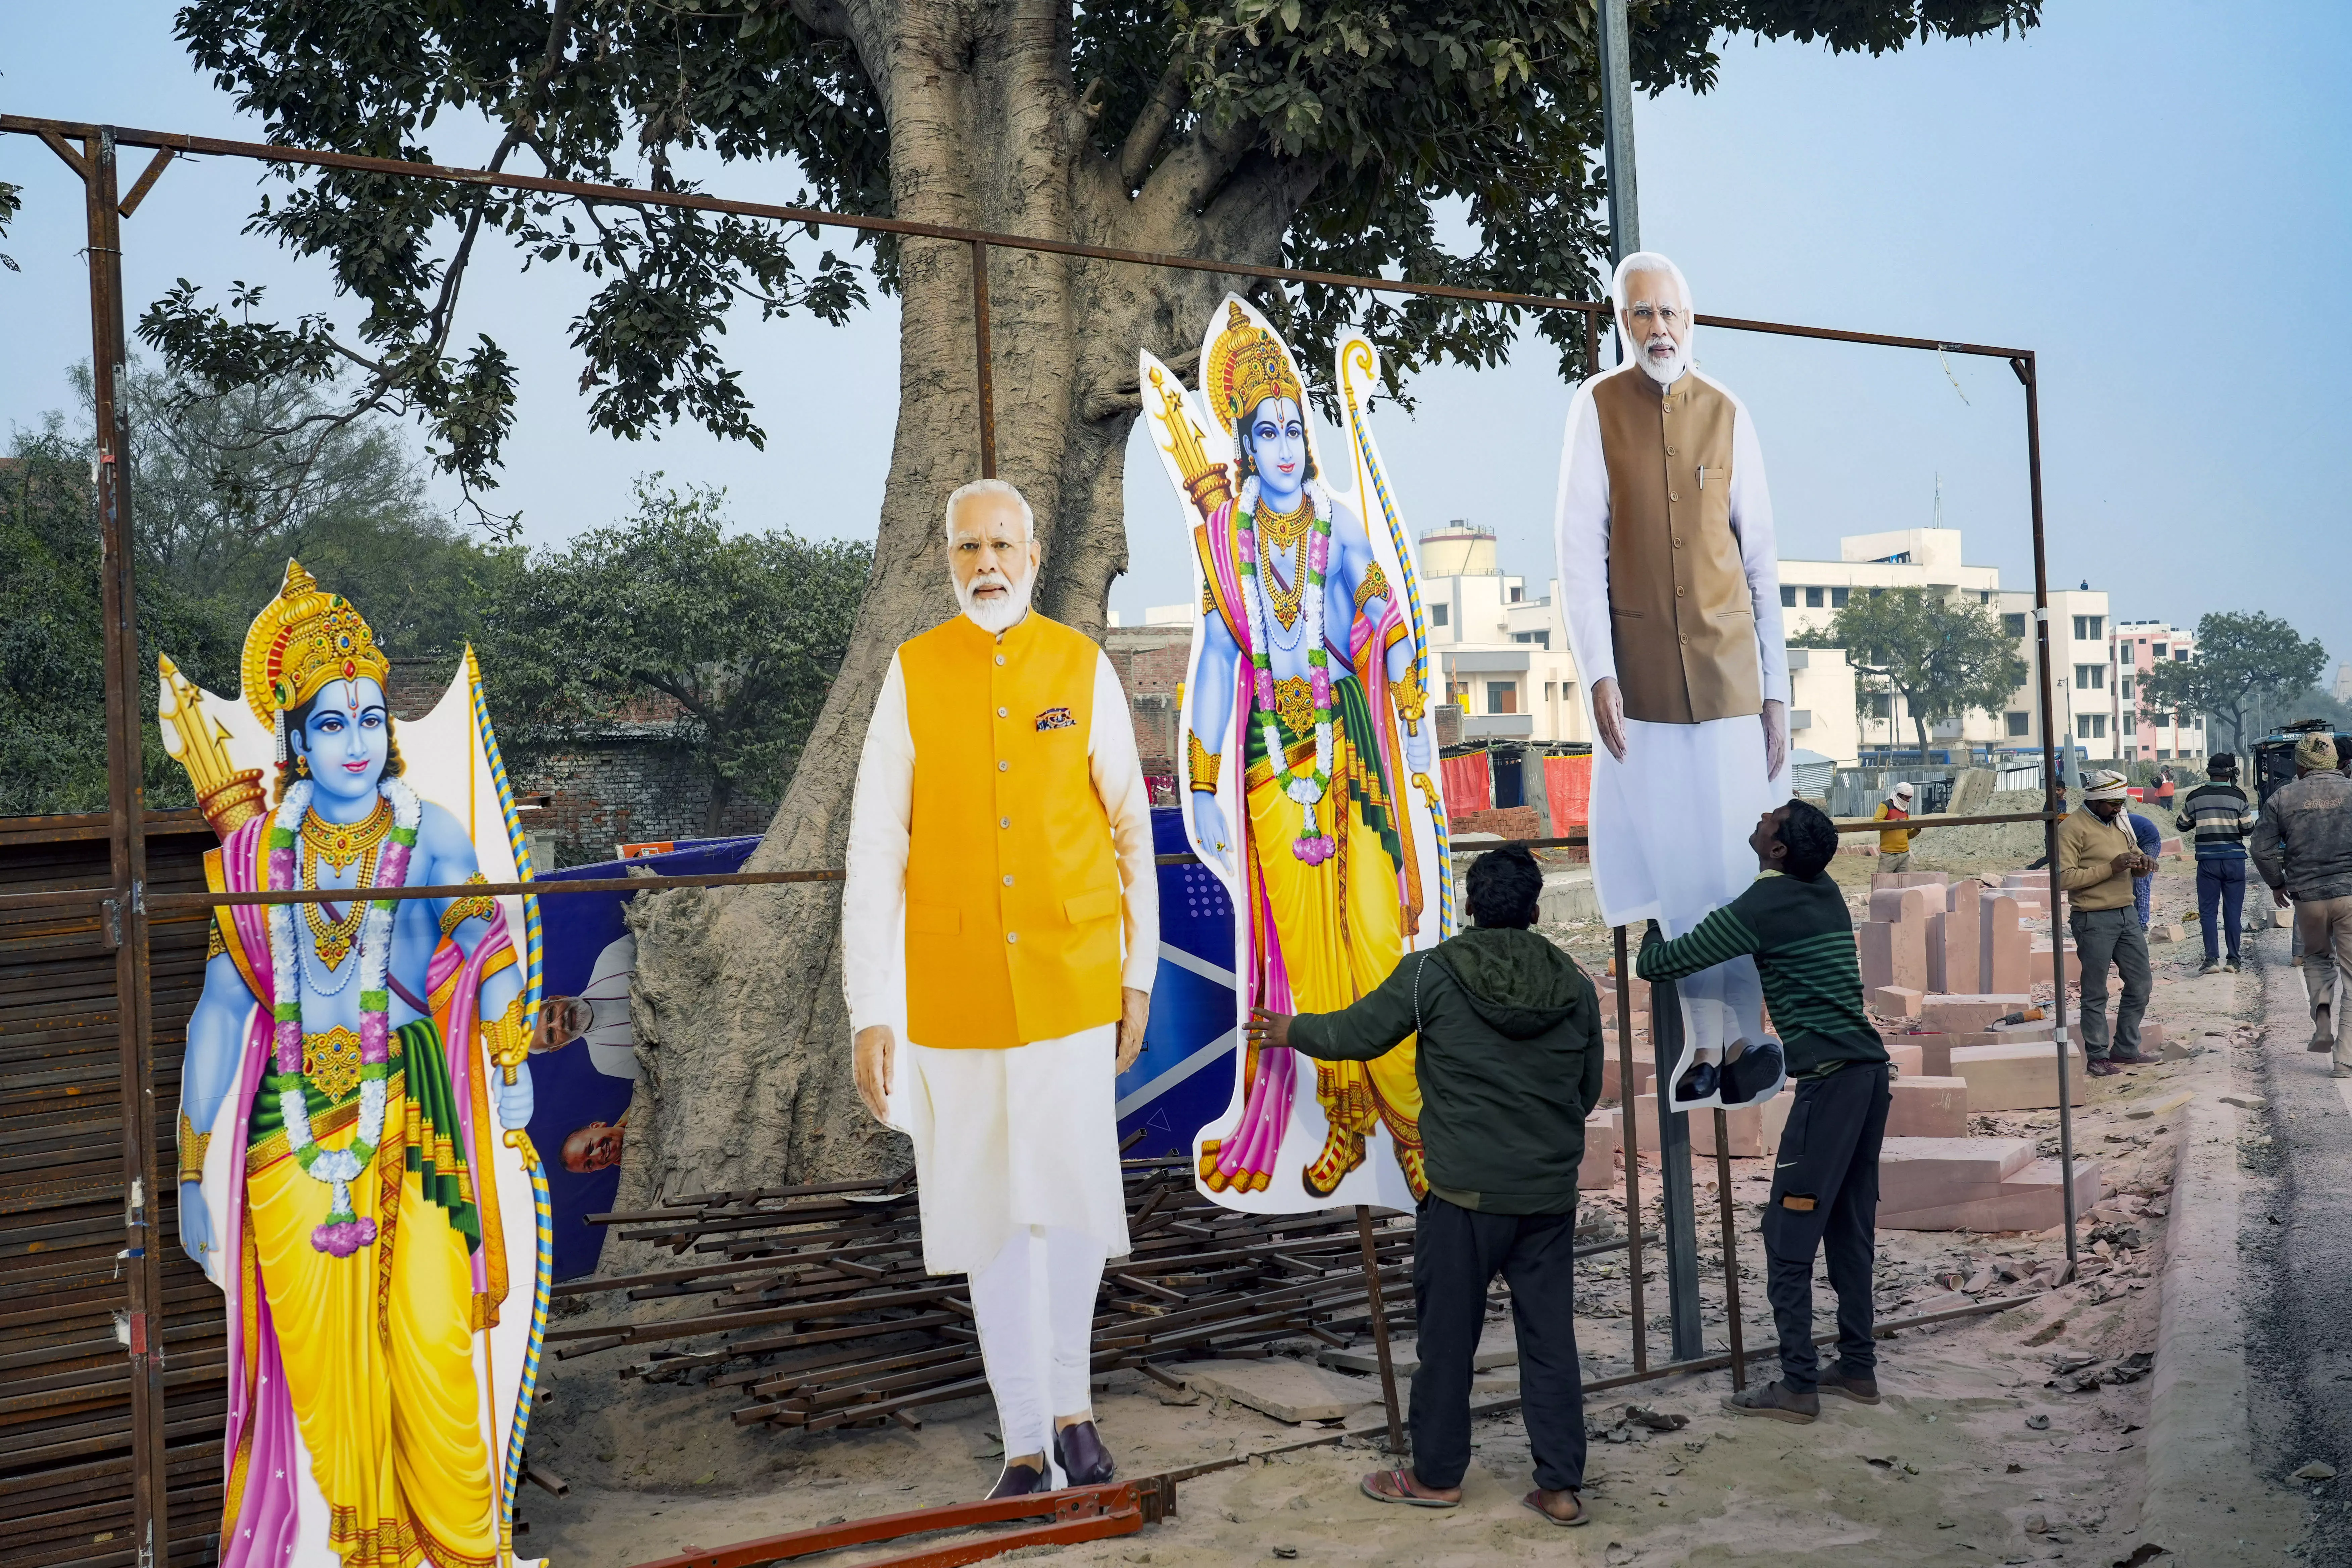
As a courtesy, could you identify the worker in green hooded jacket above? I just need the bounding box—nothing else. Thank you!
[1247,843,1603,1527]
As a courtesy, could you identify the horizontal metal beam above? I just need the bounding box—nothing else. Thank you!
[0,114,2037,360]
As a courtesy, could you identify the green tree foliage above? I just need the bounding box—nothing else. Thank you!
[2140,610,2329,754]
[474,479,870,839]
[1795,588,2027,756]
[152,0,2042,479]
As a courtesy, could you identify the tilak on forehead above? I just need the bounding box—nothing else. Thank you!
[240,558,391,764]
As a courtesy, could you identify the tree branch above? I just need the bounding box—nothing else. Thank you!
[1118,60,1189,192]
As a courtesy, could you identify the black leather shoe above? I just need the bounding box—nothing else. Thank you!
[1054,1420,1115,1485]
[2106,1048,2156,1065]
[986,1463,1046,1499]
[1674,1060,1719,1103]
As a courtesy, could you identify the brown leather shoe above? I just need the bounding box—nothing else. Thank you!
[2084,1058,2124,1077]
[1819,1367,1882,1404]
[1724,1381,1819,1423]
[1053,1420,1115,1485]
[2107,1048,2157,1065]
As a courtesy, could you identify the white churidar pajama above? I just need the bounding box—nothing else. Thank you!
[842,629,1158,1468]
[1554,367,1791,1062]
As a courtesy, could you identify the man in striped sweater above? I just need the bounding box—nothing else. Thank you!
[2176,753,2257,973]
[1637,799,1890,1423]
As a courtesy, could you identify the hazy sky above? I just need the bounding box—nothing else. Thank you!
[4,2,2346,669]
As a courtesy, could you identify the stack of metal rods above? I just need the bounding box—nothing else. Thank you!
[544,1159,1416,1434]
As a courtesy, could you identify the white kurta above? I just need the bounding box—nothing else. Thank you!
[842,626,1159,1275]
[1552,362,1792,938]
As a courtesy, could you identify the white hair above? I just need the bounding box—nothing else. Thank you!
[943,477,1035,542]
[1609,250,1694,314]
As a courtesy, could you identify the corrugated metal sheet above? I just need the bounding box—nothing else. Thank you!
[2,810,223,1568]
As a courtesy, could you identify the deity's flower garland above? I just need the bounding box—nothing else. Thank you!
[1235,475,1337,865]
[265,776,421,1256]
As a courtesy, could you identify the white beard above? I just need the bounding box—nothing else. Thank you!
[1637,334,1691,385]
[957,567,1035,634]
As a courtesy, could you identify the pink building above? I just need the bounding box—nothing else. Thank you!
[2110,620,2206,762]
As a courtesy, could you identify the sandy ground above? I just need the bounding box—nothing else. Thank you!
[519,866,2235,1567]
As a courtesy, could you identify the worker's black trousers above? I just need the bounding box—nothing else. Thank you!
[1409,1197,1584,1492]
[1760,1064,1891,1394]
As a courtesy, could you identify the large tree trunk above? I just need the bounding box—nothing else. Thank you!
[611,2,1313,1233]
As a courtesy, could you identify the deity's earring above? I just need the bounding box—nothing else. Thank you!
[295,755,310,777]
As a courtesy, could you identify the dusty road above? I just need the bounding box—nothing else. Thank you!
[2245,931,2352,1563]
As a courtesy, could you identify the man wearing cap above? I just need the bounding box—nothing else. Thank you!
[2056,771,2158,1077]
[843,477,1159,1497]
[2176,753,2256,974]
[2250,732,2352,1073]
[1872,783,1920,873]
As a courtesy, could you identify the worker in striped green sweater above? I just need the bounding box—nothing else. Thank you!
[1636,798,1890,1424]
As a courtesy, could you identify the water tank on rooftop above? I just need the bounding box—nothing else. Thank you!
[1418,521,1498,577]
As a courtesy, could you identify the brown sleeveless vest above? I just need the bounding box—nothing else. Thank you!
[1591,366,1761,725]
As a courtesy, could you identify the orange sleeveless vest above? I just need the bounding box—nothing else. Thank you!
[899,612,1124,1048]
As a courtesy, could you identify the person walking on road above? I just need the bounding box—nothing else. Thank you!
[2177,754,2257,974]
[1247,845,1603,1527]
[2250,733,2352,1075]
[2059,771,2158,1077]
[1637,800,1890,1425]
[2128,808,2163,930]
[1873,782,1919,873]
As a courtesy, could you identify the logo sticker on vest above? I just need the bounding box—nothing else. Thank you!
[1034,706,1076,731]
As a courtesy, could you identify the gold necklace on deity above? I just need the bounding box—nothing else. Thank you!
[1256,498,1315,630]
[298,802,391,975]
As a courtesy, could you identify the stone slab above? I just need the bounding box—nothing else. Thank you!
[1981,894,2029,993]
[1877,1134,2036,1189]
[1920,993,2034,1033]
[1925,910,1982,997]
[1887,1031,1954,1076]
[1869,886,1932,926]
[1883,1040,1924,1078]
[1860,920,1927,994]
[1173,1360,1386,1423]
[1599,1053,1654,1106]
[1886,1075,1970,1138]
[1579,1108,1620,1190]
[1949,1039,2085,1113]
[1691,1100,1767,1158]
[2147,921,2186,943]
[1320,1324,1518,1377]
[1870,985,1924,1019]
[2029,942,2082,985]
[1878,1157,2103,1232]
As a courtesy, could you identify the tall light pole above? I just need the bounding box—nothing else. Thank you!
[1598,0,1640,266]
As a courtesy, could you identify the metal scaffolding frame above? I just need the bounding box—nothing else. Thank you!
[0,112,2081,1567]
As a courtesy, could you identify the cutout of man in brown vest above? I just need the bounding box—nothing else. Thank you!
[843,479,1159,1498]
[1553,251,1792,1111]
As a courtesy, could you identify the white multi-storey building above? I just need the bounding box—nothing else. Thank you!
[1131,521,2160,768]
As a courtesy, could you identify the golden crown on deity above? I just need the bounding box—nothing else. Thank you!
[239,559,390,732]
[1203,301,1306,428]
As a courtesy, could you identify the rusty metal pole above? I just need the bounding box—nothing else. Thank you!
[85,124,170,1568]
[1353,1205,1405,1453]
[1583,307,1600,380]
[970,239,996,479]
[2015,353,2080,1274]
[1612,926,1646,1374]
[1709,1111,1746,1391]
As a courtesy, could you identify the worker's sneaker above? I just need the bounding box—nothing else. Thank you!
[1724,1382,1819,1423]
[2224,958,2243,973]
[2334,1066,2352,1080]
[2198,959,2222,976]
[2311,1007,2334,1051]
[1818,1367,1882,1405]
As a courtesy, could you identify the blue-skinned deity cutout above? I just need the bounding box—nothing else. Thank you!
[159,560,552,1568]
[1138,298,1451,1214]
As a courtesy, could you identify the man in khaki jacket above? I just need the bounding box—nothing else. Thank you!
[2057,770,2158,1076]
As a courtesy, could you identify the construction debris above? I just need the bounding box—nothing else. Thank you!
[544,1159,1415,1434]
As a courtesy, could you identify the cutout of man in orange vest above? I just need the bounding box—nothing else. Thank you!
[843,479,1159,1499]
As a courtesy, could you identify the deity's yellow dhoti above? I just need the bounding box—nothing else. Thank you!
[239,1020,500,1568]
[1239,675,1423,1193]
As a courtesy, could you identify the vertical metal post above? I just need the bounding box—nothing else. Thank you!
[2016,353,2080,1272]
[1641,929,1704,1361]
[1595,0,1640,265]
[1611,926,1646,1374]
[86,124,169,1568]
[1354,1205,1405,1454]
[1710,1112,1746,1391]
[1583,307,1601,381]
[969,239,996,479]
